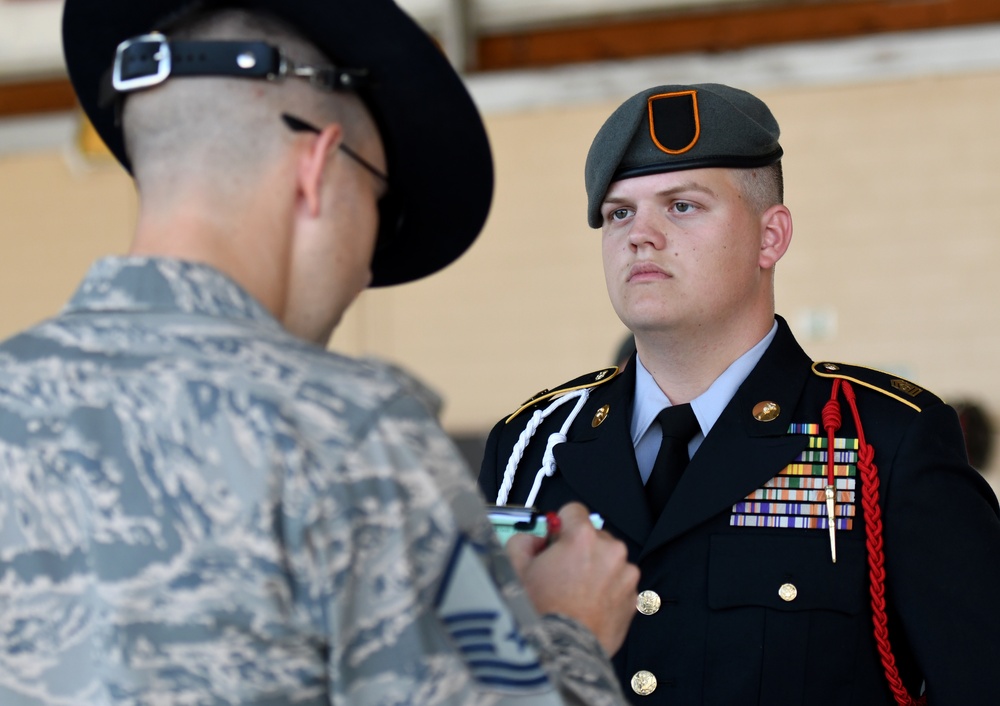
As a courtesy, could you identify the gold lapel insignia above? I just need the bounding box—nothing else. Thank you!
[752,401,781,422]
[592,404,610,427]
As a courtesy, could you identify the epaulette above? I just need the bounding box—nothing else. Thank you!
[811,361,942,412]
[505,366,619,424]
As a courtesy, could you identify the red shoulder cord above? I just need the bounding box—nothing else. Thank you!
[822,378,926,706]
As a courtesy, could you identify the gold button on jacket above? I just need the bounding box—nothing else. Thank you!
[779,583,798,602]
[636,590,662,615]
[631,670,658,696]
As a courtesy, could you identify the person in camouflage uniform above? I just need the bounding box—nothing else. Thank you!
[0,1,639,704]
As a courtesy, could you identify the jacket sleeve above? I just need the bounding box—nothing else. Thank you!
[527,614,628,706]
[295,391,627,705]
[476,416,627,704]
[881,402,1000,704]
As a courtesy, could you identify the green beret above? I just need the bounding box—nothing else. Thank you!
[585,83,782,228]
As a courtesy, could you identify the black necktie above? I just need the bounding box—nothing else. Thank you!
[645,403,700,518]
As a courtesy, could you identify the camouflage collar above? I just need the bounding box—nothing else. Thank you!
[63,257,281,329]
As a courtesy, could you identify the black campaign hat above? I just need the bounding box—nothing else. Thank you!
[585,83,781,228]
[62,0,494,287]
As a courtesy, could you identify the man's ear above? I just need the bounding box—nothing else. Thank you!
[297,123,343,218]
[758,204,793,270]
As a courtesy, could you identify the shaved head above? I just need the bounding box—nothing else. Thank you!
[122,9,375,201]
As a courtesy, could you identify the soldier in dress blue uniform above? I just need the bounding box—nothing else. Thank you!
[479,83,1000,705]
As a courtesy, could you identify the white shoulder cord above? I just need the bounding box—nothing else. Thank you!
[495,388,592,507]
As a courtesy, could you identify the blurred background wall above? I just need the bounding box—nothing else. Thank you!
[2,0,999,488]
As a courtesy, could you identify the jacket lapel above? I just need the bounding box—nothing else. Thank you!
[641,319,814,558]
[552,360,656,545]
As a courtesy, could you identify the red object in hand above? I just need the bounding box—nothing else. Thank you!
[544,511,562,545]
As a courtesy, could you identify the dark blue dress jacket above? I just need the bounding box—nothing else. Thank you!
[479,317,1000,706]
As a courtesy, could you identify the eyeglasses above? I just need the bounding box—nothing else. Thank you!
[281,113,401,250]
[281,113,389,187]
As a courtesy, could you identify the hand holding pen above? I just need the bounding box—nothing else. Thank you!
[505,502,639,655]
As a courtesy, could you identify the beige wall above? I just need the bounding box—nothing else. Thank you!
[0,146,134,333]
[3,70,1000,478]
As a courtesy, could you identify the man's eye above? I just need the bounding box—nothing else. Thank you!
[611,208,631,221]
[674,202,694,213]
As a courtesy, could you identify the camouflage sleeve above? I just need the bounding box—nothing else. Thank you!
[285,388,626,705]
[447,474,627,706]
[529,615,628,706]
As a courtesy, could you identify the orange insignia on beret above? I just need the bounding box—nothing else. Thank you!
[648,90,701,155]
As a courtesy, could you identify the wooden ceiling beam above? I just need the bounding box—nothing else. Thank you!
[0,77,76,118]
[475,0,1000,70]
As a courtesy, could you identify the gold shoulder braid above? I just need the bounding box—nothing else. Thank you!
[505,366,619,425]
[811,362,941,413]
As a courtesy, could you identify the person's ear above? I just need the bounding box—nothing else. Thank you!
[758,204,793,270]
[297,123,343,218]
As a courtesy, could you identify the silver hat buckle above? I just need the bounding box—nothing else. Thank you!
[112,32,172,93]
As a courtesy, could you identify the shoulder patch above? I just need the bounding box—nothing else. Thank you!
[505,366,619,424]
[811,362,942,412]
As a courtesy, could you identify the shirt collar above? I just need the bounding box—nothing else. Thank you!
[631,320,779,446]
[63,256,282,330]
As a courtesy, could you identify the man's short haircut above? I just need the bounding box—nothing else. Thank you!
[733,161,784,215]
[121,8,372,194]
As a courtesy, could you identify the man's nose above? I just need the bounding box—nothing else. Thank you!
[627,207,667,250]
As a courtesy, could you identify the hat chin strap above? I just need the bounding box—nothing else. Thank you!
[99,33,368,108]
